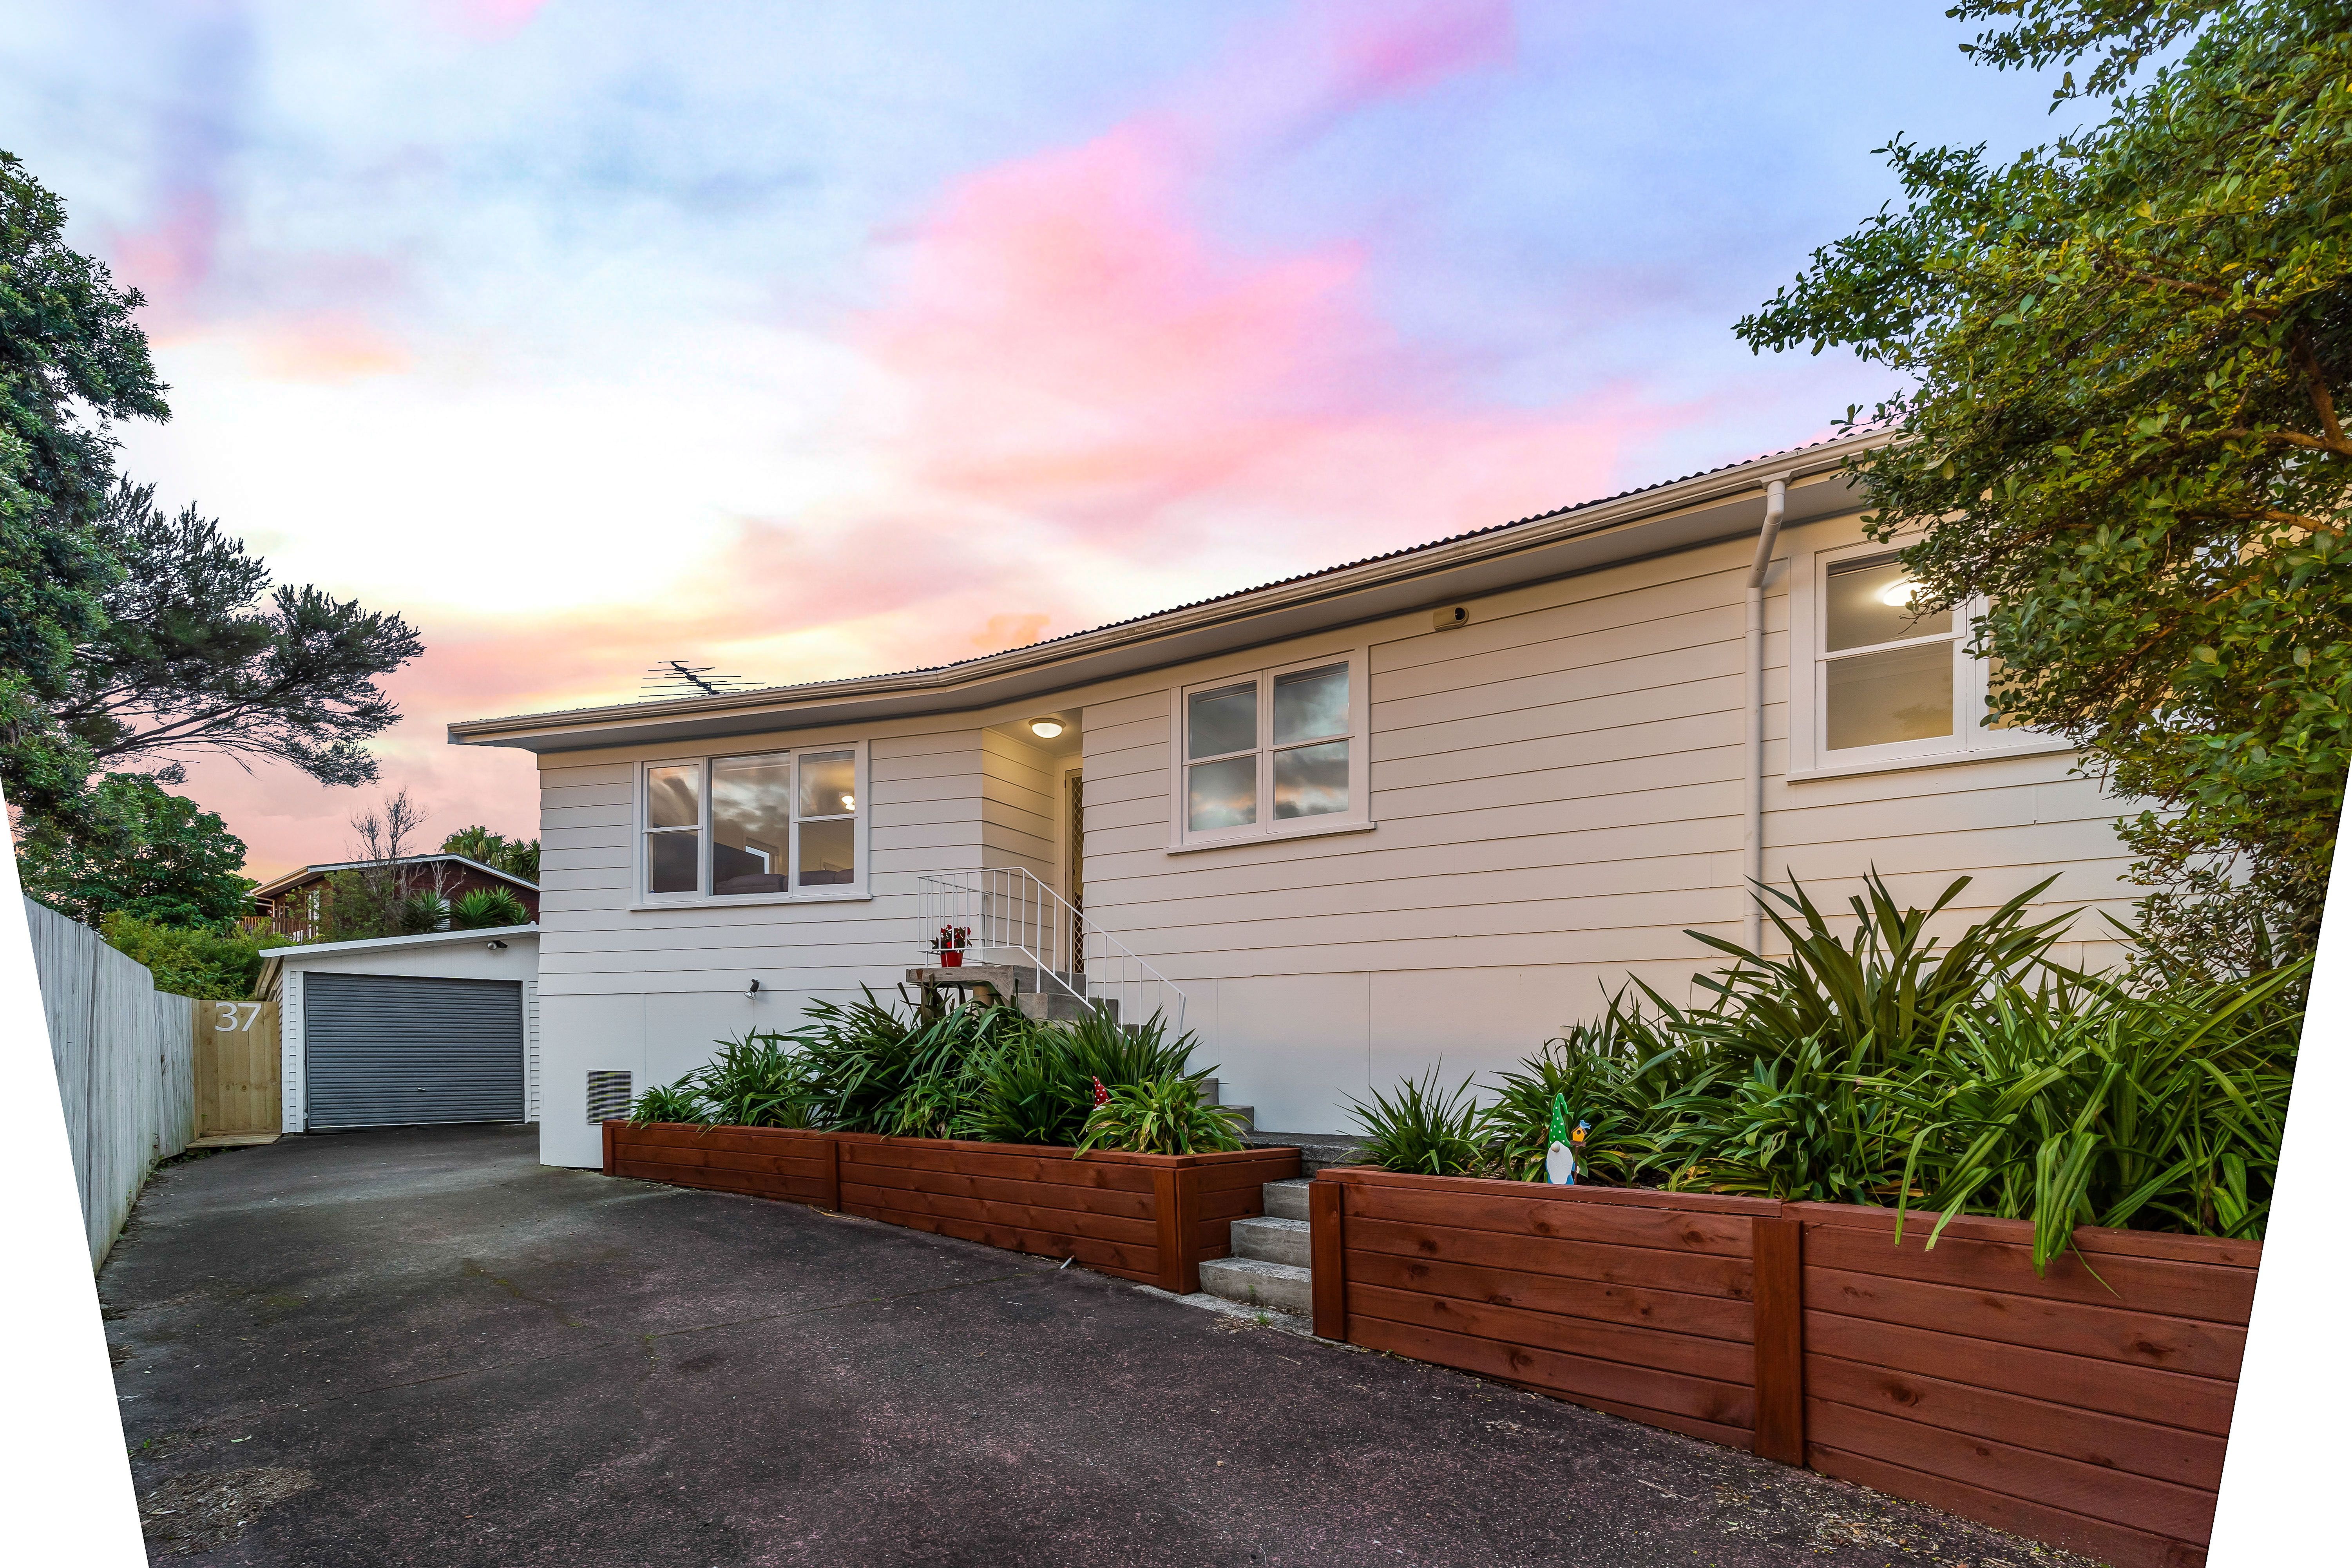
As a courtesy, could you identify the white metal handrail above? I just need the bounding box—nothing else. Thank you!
[918,867,1186,1031]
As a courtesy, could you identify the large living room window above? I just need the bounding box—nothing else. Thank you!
[640,743,865,902]
[1175,653,1368,848]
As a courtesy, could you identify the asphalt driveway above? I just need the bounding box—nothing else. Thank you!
[102,1125,2095,1567]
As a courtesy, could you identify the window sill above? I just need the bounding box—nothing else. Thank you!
[1166,819,1377,855]
[1785,737,2075,784]
[629,892,875,912]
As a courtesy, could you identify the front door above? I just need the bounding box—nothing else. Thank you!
[1066,770,1085,972]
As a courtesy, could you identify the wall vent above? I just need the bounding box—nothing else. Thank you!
[586,1070,633,1124]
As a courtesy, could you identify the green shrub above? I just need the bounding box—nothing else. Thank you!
[451,886,529,929]
[1466,872,2307,1266]
[99,912,295,1000]
[954,1029,1087,1144]
[693,1031,820,1129]
[399,892,450,934]
[1347,1065,1489,1177]
[628,1079,709,1125]
[775,990,1216,1147]
[1076,1073,1247,1155]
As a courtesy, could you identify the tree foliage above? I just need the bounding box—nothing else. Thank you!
[18,771,253,927]
[100,910,292,1000]
[0,148,167,824]
[1735,0,2352,960]
[56,480,422,788]
[440,824,540,883]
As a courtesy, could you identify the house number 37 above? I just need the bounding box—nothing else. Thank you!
[213,1001,263,1032]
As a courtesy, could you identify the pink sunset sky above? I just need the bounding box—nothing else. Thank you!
[4,1,2070,880]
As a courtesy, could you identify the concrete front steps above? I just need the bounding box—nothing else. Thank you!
[1198,1177,1314,1316]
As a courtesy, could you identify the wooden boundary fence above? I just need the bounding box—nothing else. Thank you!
[26,898,199,1266]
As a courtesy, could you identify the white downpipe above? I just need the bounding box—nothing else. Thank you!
[1743,477,1789,955]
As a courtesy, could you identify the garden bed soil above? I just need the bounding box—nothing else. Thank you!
[1310,1165,2254,1568]
[605,1122,1298,1295]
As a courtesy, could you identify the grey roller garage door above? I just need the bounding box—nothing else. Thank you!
[304,974,524,1128]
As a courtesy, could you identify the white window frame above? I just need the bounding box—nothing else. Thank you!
[1788,534,2068,780]
[634,741,871,907]
[1168,648,1372,850]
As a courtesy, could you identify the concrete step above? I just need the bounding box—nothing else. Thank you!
[1232,1215,1310,1268]
[1013,990,1116,1024]
[1240,1131,1365,1175]
[1262,1178,1311,1222]
[1197,1256,1312,1315]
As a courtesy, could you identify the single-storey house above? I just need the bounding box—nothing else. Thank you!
[451,435,2134,1170]
[251,853,541,941]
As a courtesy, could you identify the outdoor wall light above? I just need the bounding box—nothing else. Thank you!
[1028,717,1066,739]
[485,939,508,951]
[746,977,762,997]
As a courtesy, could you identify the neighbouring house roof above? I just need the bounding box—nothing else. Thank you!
[250,853,540,901]
[449,430,1885,755]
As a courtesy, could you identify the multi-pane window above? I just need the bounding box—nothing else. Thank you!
[642,746,862,899]
[1182,658,1360,840]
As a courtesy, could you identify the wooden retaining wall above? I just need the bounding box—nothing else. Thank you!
[1793,1202,2251,1568]
[26,897,198,1266]
[605,1123,1299,1295]
[604,1121,838,1206]
[1311,1168,2253,1568]
[1309,1167,1793,1452]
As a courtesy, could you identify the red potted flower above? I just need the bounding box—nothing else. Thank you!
[931,924,971,967]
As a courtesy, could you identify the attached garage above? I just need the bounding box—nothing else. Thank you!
[258,926,540,1133]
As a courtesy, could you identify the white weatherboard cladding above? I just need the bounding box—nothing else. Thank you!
[527,508,2134,1159]
[281,968,304,1134]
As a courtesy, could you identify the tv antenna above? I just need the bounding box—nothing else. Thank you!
[640,660,758,699]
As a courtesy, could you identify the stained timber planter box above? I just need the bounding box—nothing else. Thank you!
[834,1133,1299,1291]
[604,1121,839,1206]
[1311,1167,2255,1568]
[603,1121,1298,1294]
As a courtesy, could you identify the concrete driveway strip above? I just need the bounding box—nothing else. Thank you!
[102,1126,2098,1568]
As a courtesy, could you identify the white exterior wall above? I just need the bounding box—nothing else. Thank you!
[1077,509,2131,1133]
[528,501,2135,1163]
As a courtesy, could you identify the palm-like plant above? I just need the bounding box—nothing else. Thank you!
[451,886,530,929]
[398,892,449,934]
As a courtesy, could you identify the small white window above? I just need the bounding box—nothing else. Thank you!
[641,743,866,902]
[1793,539,2057,775]
[1174,653,1368,847]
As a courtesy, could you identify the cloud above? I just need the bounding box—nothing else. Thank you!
[424,0,554,42]
[124,0,1698,880]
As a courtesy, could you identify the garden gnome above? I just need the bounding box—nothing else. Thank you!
[1092,1076,1110,1109]
[1545,1094,1575,1185]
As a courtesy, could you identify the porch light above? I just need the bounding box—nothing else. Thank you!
[1028,718,1065,739]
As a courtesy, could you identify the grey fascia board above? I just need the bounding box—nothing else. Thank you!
[449,436,1877,753]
